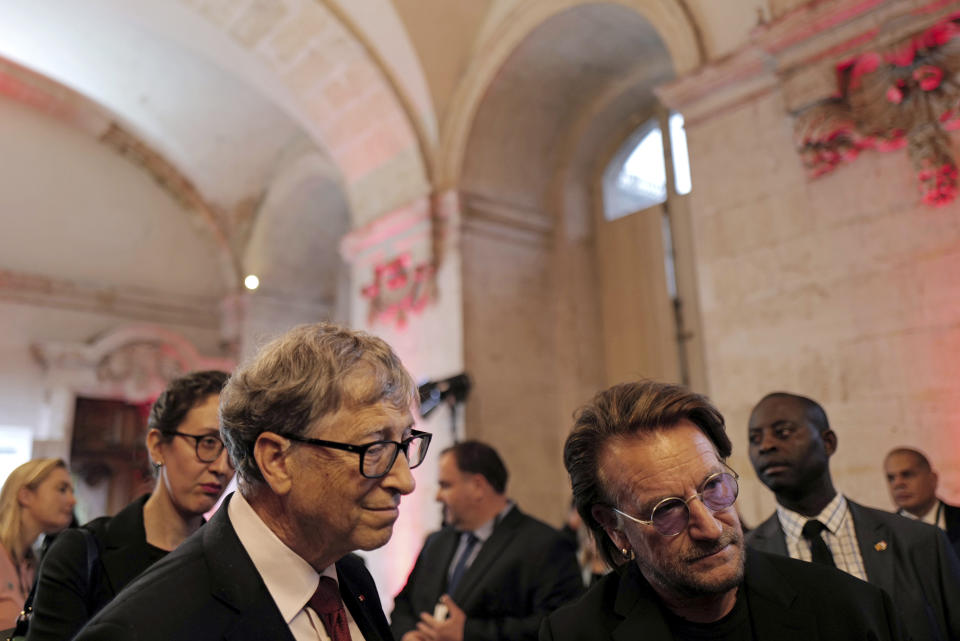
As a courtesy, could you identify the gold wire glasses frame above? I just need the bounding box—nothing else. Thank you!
[612,468,740,536]
[281,429,433,479]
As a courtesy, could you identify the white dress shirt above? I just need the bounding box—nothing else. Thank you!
[776,493,868,581]
[899,500,947,531]
[228,492,364,641]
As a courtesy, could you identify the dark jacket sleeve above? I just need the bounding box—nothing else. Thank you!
[25,527,103,641]
[933,527,960,640]
[390,544,430,639]
[462,532,584,641]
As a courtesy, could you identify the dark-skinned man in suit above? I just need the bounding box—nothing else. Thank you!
[746,391,960,641]
[391,441,582,641]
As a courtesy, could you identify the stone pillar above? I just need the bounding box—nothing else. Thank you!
[339,190,464,611]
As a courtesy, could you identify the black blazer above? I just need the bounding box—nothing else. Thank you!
[540,547,908,641]
[74,493,393,641]
[26,494,161,641]
[391,506,583,641]
[943,501,960,559]
[747,498,960,641]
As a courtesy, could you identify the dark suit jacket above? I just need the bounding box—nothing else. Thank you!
[539,547,907,641]
[943,501,960,559]
[391,506,583,641]
[26,494,162,641]
[74,493,392,641]
[747,498,960,641]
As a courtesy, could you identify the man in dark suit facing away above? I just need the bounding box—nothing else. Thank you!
[75,322,433,641]
[746,391,960,641]
[391,441,583,641]
[884,446,960,558]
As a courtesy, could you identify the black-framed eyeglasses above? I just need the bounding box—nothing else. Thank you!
[612,468,739,536]
[169,431,228,464]
[281,429,432,479]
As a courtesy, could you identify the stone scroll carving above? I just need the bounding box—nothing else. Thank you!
[796,12,960,206]
[32,325,234,404]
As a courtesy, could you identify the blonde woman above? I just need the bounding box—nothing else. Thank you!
[0,458,76,628]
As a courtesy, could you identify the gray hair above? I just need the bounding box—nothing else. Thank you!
[220,322,415,487]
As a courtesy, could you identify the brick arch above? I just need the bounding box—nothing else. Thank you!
[438,0,703,187]
[176,0,432,227]
[0,57,242,291]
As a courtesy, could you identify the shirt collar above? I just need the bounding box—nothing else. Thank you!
[465,501,514,542]
[228,492,336,624]
[776,492,848,539]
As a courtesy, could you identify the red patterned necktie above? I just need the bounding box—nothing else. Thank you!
[309,576,351,641]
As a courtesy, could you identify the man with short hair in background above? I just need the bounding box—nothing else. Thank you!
[76,322,432,641]
[884,446,960,557]
[391,441,582,641]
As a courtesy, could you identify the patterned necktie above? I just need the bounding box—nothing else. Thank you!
[309,576,351,641]
[447,532,480,594]
[801,519,836,567]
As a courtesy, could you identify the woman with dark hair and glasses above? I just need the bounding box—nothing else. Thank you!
[25,371,233,641]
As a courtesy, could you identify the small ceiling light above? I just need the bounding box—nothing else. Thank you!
[244,274,260,290]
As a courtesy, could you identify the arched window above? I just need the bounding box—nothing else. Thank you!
[603,112,691,221]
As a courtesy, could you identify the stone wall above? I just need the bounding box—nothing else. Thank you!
[660,1,960,525]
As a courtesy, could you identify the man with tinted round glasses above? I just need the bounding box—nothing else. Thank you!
[76,322,430,641]
[541,380,907,640]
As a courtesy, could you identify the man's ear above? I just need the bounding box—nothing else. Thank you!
[591,504,628,551]
[822,429,838,456]
[254,432,295,496]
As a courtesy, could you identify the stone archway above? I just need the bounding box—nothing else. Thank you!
[453,2,688,524]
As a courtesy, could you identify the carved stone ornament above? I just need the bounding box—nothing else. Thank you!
[32,325,234,403]
[360,253,437,329]
[796,12,960,206]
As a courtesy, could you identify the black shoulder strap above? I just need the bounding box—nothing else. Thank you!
[78,527,103,612]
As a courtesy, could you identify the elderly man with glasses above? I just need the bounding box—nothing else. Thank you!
[75,322,431,641]
[541,380,907,641]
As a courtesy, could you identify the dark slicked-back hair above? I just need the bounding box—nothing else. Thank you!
[755,392,830,433]
[220,322,415,487]
[564,380,730,568]
[148,370,230,440]
[442,440,508,494]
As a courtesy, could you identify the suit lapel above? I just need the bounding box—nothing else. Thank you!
[610,565,672,641]
[431,529,459,598]
[847,501,894,594]
[203,496,297,641]
[746,514,789,556]
[338,556,389,641]
[452,508,521,605]
[744,549,816,641]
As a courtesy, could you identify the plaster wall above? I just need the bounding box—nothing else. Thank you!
[683,85,960,527]
[0,300,221,440]
[0,95,226,299]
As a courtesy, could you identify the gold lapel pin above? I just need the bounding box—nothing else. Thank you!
[875,541,888,552]
[358,594,365,602]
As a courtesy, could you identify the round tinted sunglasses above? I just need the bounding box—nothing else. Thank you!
[611,468,739,536]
